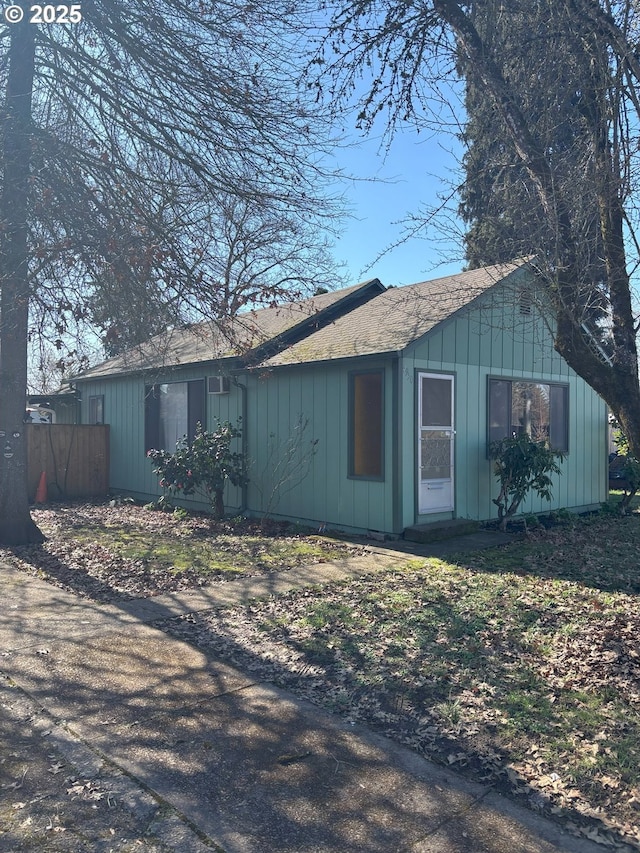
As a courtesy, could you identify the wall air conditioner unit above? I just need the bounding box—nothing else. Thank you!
[207,375,230,394]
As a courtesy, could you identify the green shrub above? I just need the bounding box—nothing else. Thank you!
[147,420,248,519]
[489,435,564,531]
[548,507,574,526]
[610,416,640,513]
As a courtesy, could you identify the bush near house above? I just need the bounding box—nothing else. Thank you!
[147,420,248,519]
[489,434,564,530]
[609,417,640,513]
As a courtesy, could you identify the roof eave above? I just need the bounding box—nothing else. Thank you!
[74,353,243,383]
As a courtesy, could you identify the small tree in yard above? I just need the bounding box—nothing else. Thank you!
[610,419,640,513]
[489,435,564,531]
[147,422,247,520]
[254,414,319,526]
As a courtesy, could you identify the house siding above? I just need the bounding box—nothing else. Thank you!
[50,399,80,424]
[75,272,607,534]
[243,361,394,533]
[79,366,245,510]
[399,289,607,527]
[80,360,397,533]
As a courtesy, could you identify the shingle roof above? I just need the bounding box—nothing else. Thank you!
[74,261,530,380]
[260,260,530,366]
[74,280,381,380]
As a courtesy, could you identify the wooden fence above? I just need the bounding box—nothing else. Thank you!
[27,424,110,500]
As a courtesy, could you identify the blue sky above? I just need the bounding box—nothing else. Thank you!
[331,121,467,288]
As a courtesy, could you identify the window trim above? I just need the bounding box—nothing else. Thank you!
[348,368,385,481]
[88,394,104,424]
[487,376,569,453]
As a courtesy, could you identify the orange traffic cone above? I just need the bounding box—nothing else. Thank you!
[35,471,47,503]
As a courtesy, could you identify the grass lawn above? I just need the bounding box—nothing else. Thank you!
[5,501,364,600]
[160,500,640,851]
[5,497,640,847]
[68,520,340,575]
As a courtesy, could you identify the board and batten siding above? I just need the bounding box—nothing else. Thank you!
[398,287,607,528]
[82,360,396,532]
[79,366,245,511]
[242,360,395,533]
[49,399,80,424]
[77,279,607,533]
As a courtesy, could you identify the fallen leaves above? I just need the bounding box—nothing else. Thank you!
[2,500,365,602]
[542,613,640,707]
[157,539,640,851]
[0,684,176,852]
[66,779,107,802]
[5,500,640,849]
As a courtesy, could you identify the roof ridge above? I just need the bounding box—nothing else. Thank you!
[401,258,530,290]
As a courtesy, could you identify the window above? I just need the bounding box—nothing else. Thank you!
[349,370,384,479]
[145,379,205,452]
[88,395,104,424]
[207,375,230,394]
[488,378,568,452]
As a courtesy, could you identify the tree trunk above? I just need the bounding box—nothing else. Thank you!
[213,488,225,520]
[0,11,44,545]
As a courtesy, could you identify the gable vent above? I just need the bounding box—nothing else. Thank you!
[519,290,532,315]
[207,375,230,394]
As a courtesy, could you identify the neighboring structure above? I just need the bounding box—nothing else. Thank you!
[25,406,55,424]
[72,260,608,535]
[27,386,80,425]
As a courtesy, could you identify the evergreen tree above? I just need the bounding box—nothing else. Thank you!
[319,0,640,465]
[458,0,608,331]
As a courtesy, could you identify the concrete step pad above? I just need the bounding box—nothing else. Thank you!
[404,518,479,544]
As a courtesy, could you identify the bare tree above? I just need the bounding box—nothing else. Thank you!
[253,414,319,525]
[317,0,640,466]
[189,195,343,317]
[0,0,342,545]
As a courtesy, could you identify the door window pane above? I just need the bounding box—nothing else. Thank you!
[422,377,452,427]
[421,430,452,480]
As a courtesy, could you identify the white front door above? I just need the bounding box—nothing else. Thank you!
[418,373,455,513]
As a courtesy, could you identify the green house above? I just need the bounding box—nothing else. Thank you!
[73,260,607,535]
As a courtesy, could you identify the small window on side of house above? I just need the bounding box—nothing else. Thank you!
[208,375,230,394]
[349,370,384,479]
[88,395,104,424]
